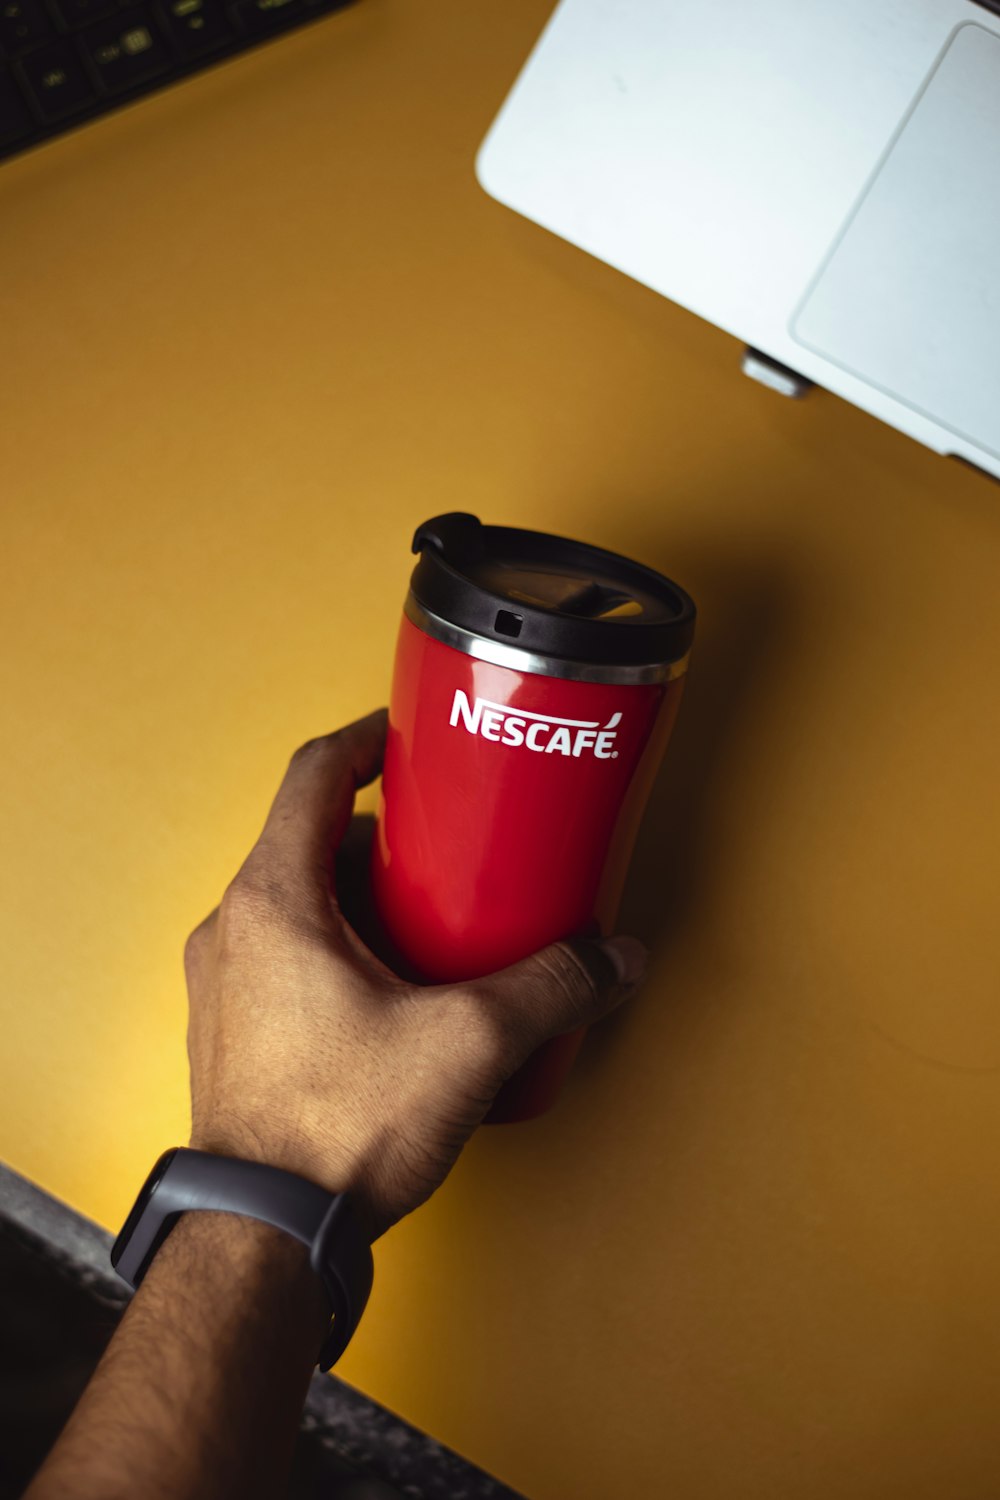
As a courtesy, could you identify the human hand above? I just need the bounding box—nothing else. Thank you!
[184,709,647,1239]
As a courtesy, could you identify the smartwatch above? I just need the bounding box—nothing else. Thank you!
[111,1148,374,1370]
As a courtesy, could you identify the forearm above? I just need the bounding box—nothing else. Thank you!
[26,1211,328,1500]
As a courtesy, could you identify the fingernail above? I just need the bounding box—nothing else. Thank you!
[599,935,649,990]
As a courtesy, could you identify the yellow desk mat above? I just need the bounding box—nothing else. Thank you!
[2,3,1000,1496]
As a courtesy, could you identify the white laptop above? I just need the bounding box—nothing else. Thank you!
[477,0,1000,480]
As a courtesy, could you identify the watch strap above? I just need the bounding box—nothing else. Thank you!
[111,1148,374,1369]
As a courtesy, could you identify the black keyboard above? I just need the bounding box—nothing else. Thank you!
[0,0,356,162]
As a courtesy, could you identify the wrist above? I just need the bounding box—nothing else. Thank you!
[114,1148,376,1368]
[173,1210,326,1307]
[188,1120,386,1239]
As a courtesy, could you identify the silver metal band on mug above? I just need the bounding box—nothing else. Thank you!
[405,594,691,686]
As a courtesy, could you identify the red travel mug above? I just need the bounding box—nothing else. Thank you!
[371,513,695,1123]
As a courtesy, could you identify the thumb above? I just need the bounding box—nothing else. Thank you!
[473,934,649,1056]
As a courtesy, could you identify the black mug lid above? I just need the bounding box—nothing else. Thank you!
[409,513,695,668]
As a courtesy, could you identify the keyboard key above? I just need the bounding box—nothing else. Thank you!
[157,0,233,57]
[50,0,118,29]
[79,9,170,93]
[0,0,55,55]
[17,39,95,118]
[0,65,33,142]
[232,0,305,38]
[0,0,359,163]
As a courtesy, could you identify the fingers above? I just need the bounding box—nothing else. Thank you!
[332,812,388,951]
[471,934,648,1054]
[333,812,377,910]
[254,709,388,883]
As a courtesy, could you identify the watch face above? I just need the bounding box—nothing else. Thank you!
[110,1148,178,1269]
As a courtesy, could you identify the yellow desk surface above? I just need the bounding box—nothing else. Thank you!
[3,4,1000,1496]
